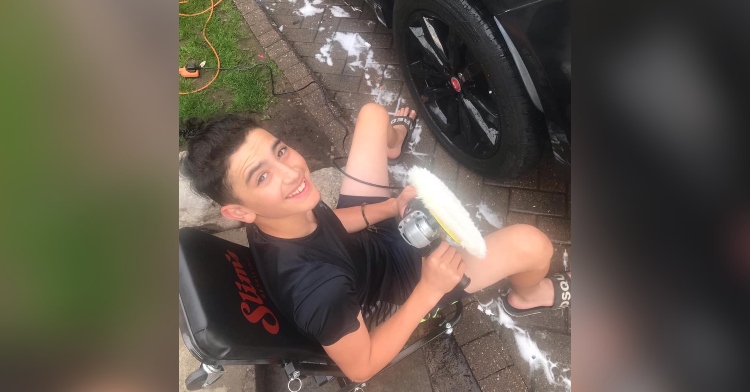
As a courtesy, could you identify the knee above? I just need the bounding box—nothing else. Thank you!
[510,224,554,266]
[358,103,389,122]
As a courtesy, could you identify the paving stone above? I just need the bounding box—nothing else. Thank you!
[408,118,437,158]
[357,63,387,93]
[473,280,506,306]
[338,18,378,33]
[274,51,301,70]
[268,2,295,16]
[476,186,510,234]
[537,216,570,243]
[355,32,393,48]
[368,48,400,64]
[376,22,392,34]
[303,55,347,74]
[333,91,376,110]
[497,329,571,392]
[484,169,538,189]
[359,2,377,20]
[510,307,568,333]
[290,72,316,91]
[265,39,292,59]
[504,211,536,227]
[342,59,366,77]
[539,162,567,193]
[431,143,458,182]
[284,61,313,84]
[423,336,482,392]
[455,165,484,208]
[313,16,342,43]
[461,333,513,380]
[282,27,318,43]
[478,366,527,392]
[399,82,416,107]
[258,29,282,47]
[235,1,260,19]
[323,6,361,19]
[249,17,274,37]
[509,189,566,217]
[318,73,362,93]
[551,244,571,273]
[383,64,403,80]
[301,12,324,29]
[454,301,495,346]
[270,13,304,28]
[366,348,432,392]
[361,77,400,99]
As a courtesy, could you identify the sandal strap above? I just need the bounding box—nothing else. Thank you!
[390,116,415,131]
[550,273,572,309]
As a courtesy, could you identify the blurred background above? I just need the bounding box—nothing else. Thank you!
[1,0,748,391]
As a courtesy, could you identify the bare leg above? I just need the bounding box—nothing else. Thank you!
[339,103,417,197]
[459,224,560,309]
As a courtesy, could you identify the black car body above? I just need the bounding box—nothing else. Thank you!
[367,0,571,175]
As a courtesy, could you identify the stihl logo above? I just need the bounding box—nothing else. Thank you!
[554,274,571,308]
[226,249,279,334]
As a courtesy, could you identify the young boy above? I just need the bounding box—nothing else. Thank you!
[180,103,570,383]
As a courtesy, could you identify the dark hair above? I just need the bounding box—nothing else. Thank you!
[180,114,262,205]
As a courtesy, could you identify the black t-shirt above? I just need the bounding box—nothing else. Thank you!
[246,201,421,346]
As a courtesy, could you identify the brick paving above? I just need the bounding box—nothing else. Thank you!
[233,0,572,390]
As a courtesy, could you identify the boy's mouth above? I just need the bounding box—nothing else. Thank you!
[286,179,309,199]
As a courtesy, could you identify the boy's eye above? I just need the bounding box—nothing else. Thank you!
[278,147,287,158]
[257,173,268,184]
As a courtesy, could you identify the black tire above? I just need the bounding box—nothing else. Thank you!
[393,0,544,179]
[185,365,211,391]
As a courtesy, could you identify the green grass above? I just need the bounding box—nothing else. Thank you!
[179,0,278,144]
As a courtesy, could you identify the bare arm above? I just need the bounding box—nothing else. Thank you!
[332,185,417,233]
[333,198,398,233]
[321,241,465,382]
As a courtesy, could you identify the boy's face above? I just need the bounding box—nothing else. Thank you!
[220,128,320,223]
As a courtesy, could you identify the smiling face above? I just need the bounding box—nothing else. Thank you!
[220,128,321,224]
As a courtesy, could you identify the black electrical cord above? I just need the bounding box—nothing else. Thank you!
[200,62,405,190]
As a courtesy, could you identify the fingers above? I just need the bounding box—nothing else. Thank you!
[428,240,450,259]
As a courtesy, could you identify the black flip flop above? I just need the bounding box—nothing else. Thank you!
[388,114,417,164]
[499,272,571,317]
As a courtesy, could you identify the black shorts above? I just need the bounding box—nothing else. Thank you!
[337,194,470,309]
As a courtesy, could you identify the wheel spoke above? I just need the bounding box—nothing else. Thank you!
[462,88,499,125]
[408,60,444,82]
[457,102,476,148]
[409,18,448,73]
[460,96,498,146]
[421,85,455,103]
[444,98,460,138]
[445,27,464,73]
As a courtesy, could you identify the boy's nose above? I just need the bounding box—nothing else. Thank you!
[279,163,301,184]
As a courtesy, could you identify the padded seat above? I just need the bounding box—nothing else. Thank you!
[179,227,329,366]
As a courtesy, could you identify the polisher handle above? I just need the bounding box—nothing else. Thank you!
[422,241,471,291]
[456,274,471,291]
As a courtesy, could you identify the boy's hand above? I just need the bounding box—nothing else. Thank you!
[394,185,418,218]
[420,241,466,296]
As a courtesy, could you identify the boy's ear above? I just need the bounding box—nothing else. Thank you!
[220,204,256,224]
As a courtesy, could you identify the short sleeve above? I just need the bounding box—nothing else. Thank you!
[294,275,361,346]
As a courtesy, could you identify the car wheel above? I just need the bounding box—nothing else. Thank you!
[393,0,544,178]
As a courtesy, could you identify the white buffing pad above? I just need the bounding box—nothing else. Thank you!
[407,166,487,259]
